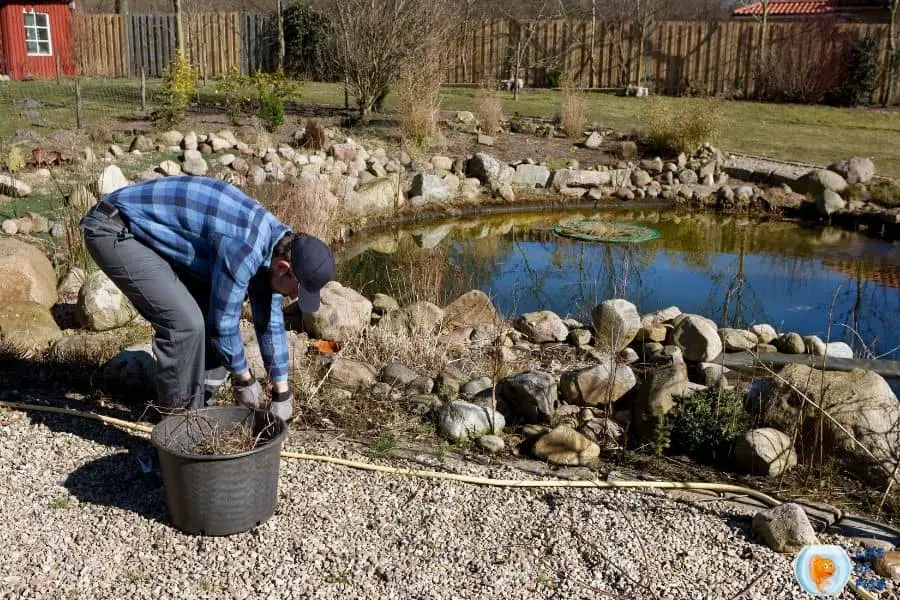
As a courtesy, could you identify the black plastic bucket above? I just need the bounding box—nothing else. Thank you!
[150,405,287,536]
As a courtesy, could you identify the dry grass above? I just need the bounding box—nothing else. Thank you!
[255,179,345,244]
[298,118,327,151]
[191,421,258,455]
[640,95,725,157]
[474,86,503,136]
[395,47,444,152]
[558,71,586,139]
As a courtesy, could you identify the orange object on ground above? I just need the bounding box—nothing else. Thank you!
[310,339,340,354]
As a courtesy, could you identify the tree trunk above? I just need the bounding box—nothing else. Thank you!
[173,0,185,55]
[759,1,769,68]
[884,2,898,107]
[276,0,285,72]
[514,39,521,101]
[589,0,596,88]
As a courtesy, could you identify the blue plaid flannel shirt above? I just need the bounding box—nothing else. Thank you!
[104,176,292,383]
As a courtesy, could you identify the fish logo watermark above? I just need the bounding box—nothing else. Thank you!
[794,545,852,596]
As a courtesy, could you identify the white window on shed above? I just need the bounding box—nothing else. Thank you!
[24,11,52,56]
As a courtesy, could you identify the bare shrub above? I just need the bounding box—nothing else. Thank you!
[640,96,724,156]
[474,86,503,135]
[299,118,327,151]
[322,0,453,117]
[255,180,344,244]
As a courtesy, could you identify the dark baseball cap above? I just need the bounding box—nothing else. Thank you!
[290,233,336,313]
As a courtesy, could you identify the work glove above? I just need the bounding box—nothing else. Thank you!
[233,376,264,410]
[269,389,294,422]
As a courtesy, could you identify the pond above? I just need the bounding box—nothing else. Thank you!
[337,209,900,362]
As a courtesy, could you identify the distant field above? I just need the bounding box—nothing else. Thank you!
[1,78,898,178]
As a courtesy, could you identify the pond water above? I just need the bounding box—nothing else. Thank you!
[337,209,900,362]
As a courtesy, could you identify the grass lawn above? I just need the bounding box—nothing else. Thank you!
[1,78,899,178]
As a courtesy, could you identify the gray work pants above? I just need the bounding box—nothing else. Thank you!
[81,203,229,413]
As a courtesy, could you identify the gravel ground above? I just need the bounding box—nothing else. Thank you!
[0,404,861,600]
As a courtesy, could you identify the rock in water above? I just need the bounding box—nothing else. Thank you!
[499,370,557,423]
[591,299,641,353]
[533,426,600,466]
[514,311,568,343]
[559,360,636,406]
[76,271,138,331]
[750,364,900,486]
[302,281,372,342]
[672,314,723,362]
[751,503,817,553]
[0,238,58,308]
[438,401,505,442]
[733,428,798,477]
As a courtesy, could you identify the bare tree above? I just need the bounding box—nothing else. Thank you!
[596,0,663,87]
[737,0,772,70]
[321,0,453,117]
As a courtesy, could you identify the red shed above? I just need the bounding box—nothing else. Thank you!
[0,1,76,80]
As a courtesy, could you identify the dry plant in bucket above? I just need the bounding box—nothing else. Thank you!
[158,407,281,457]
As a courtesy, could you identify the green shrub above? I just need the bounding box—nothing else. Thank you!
[283,0,332,80]
[640,96,724,157]
[663,388,751,464]
[546,66,563,89]
[825,36,879,107]
[257,91,286,132]
[216,65,253,125]
[153,49,198,129]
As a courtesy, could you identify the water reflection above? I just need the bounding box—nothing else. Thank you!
[338,210,900,360]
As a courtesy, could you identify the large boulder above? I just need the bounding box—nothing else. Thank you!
[499,370,557,424]
[378,301,445,335]
[378,362,420,387]
[302,281,372,343]
[466,153,513,187]
[719,328,757,352]
[751,503,817,553]
[828,157,875,184]
[633,363,692,440]
[0,301,62,352]
[749,364,900,486]
[76,271,138,331]
[817,189,846,215]
[775,332,806,354]
[559,360,636,406]
[438,400,505,442]
[533,426,601,466]
[514,311,568,343]
[591,299,641,353]
[511,164,551,188]
[750,324,778,344]
[672,314,723,362]
[325,357,377,390]
[0,238,58,308]
[444,290,498,328]
[733,428,798,477]
[550,169,610,190]
[409,173,452,204]
[347,177,401,215]
[97,165,129,196]
[794,169,847,196]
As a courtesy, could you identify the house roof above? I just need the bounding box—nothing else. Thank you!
[733,1,836,17]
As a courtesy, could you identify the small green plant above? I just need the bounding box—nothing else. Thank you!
[5,146,25,173]
[249,70,300,133]
[50,495,69,509]
[152,49,198,130]
[640,96,724,156]
[215,65,253,125]
[372,435,396,457]
[825,36,880,107]
[257,90,286,133]
[663,388,750,464]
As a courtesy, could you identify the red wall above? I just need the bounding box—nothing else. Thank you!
[0,3,75,80]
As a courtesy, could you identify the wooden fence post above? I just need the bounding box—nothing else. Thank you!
[55,54,61,85]
[75,78,83,129]
[140,67,147,111]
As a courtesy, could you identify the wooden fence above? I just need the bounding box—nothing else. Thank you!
[71,13,898,103]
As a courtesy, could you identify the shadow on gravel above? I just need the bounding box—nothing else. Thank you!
[63,440,169,525]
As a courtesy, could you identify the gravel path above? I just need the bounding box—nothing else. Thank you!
[0,404,860,600]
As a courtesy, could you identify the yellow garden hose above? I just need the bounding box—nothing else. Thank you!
[0,399,886,599]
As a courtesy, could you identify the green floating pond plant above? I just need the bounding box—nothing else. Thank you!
[552,219,661,244]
